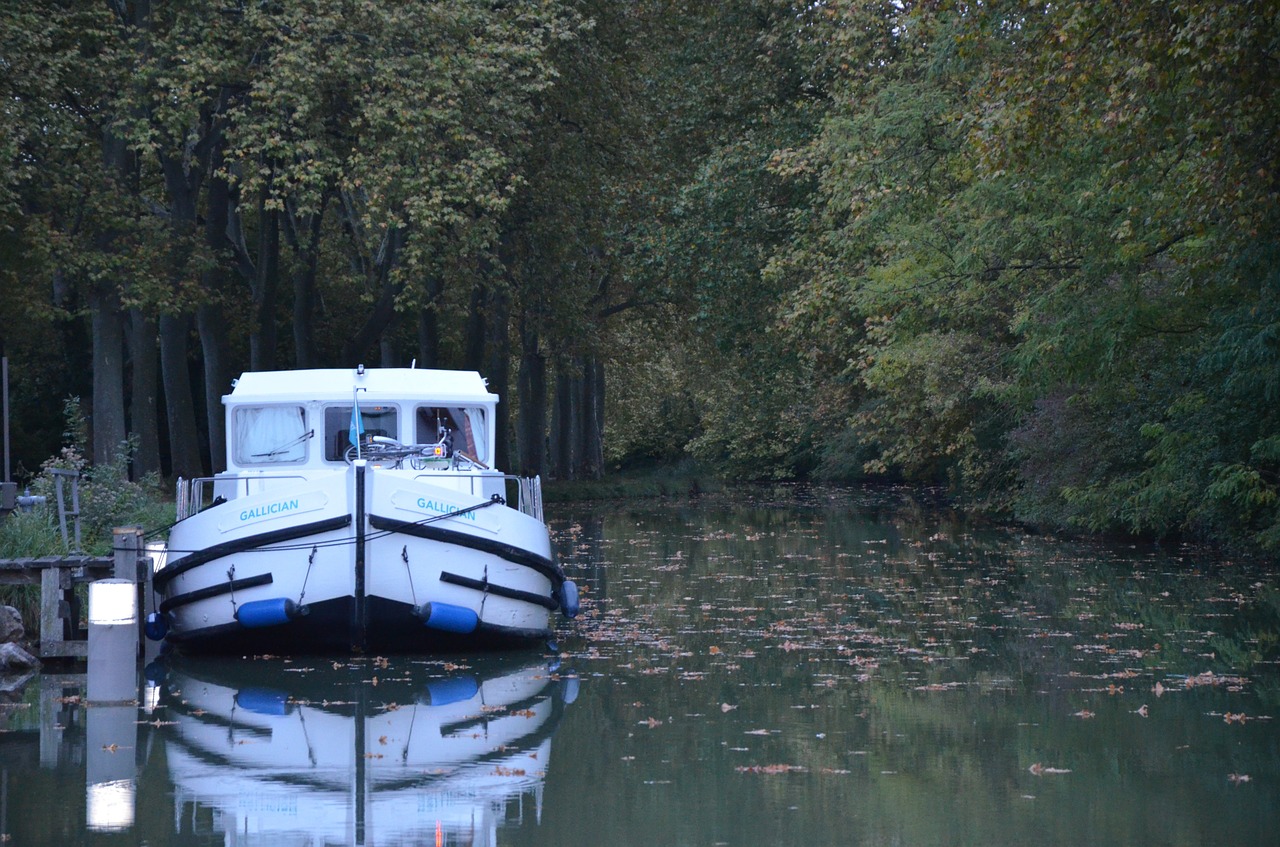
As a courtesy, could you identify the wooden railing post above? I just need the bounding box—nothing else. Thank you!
[112,526,145,656]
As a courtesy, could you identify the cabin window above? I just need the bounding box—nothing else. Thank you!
[324,404,398,461]
[416,406,487,463]
[233,406,310,465]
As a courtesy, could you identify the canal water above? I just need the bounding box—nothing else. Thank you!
[1,485,1277,846]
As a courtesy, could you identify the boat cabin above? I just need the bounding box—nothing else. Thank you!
[222,368,499,473]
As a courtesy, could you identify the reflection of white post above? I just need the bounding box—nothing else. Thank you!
[85,704,137,832]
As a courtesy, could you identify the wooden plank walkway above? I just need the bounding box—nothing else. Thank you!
[0,529,147,659]
[0,556,114,584]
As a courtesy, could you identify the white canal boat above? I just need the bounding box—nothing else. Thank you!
[152,366,578,653]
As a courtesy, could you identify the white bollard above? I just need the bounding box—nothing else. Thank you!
[87,579,139,705]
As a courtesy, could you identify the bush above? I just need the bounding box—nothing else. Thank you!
[3,398,173,557]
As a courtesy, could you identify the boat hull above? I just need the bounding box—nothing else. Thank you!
[157,464,566,654]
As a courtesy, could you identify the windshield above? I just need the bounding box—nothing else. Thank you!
[233,406,310,465]
[324,404,398,461]
[416,406,487,463]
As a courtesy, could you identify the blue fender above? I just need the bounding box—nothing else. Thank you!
[558,579,580,618]
[235,598,300,629]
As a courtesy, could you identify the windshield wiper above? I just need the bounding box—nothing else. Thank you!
[252,429,315,458]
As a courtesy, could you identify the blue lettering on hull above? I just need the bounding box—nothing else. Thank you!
[415,498,477,521]
[239,498,302,522]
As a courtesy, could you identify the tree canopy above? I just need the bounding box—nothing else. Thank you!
[2,0,1277,552]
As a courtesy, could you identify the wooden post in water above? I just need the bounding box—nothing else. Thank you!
[111,526,144,654]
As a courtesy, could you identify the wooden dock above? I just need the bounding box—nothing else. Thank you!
[0,528,148,659]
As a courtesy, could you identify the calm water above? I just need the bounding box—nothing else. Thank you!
[1,485,1277,846]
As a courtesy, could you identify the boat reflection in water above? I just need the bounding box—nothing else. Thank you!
[154,654,578,846]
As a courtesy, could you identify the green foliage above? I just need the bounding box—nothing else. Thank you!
[19,398,172,554]
[768,0,1280,550]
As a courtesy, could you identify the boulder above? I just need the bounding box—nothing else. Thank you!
[0,605,23,643]
[0,641,39,671]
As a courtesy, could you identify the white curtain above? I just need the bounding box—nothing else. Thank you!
[235,406,308,464]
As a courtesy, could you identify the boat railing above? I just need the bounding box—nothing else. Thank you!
[412,472,545,523]
[177,472,545,523]
[176,474,308,521]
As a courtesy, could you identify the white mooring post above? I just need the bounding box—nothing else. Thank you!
[83,527,145,833]
[86,579,138,704]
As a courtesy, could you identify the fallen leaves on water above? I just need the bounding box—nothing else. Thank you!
[735,764,805,775]
[1184,671,1248,691]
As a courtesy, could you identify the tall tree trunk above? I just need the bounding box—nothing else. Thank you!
[196,302,228,473]
[201,155,233,471]
[463,282,487,372]
[341,228,402,365]
[550,363,579,480]
[89,286,127,471]
[581,356,605,479]
[286,196,327,369]
[158,312,204,477]
[486,287,511,472]
[379,327,397,367]
[251,197,280,370]
[159,130,214,478]
[100,99,139,474]
[517,319,547,477]
[415,274,445,369]
[128,309,161,479]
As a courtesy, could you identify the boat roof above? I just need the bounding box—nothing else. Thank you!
[224,368,498,406]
